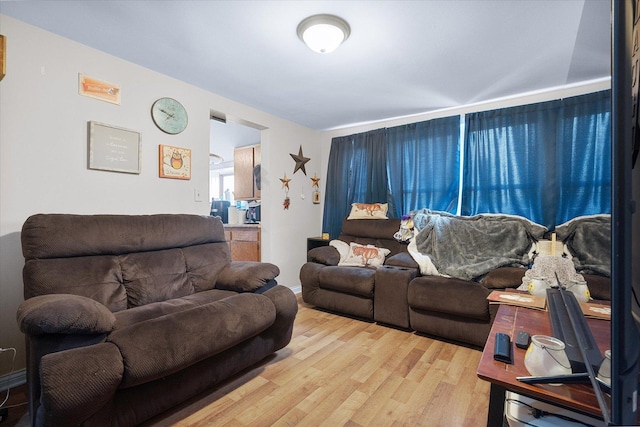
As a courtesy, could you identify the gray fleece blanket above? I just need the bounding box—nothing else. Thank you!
[554,215,611,277]
[413,211,547,281]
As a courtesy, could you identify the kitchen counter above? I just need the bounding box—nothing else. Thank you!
[223,224,260,261]
[223,223,260,228]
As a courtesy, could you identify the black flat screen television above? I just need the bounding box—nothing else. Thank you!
[611,1,640,425]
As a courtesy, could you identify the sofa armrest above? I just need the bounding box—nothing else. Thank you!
[216,261,280,292]
[307,246,340,265]
[17,294,115,336]
[384,252,419,269]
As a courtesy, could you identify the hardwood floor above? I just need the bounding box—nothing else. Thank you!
[0,383,28,426]
[148,296,490,426]
[5,296,490,426]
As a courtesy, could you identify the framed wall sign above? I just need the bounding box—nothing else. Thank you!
[0,35,6,81]
[159,144,191,180]
[79,74,121,105]
[88,121,141,174]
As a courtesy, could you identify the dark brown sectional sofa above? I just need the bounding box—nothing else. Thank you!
[300,218,610,348]
[17,214,298,427]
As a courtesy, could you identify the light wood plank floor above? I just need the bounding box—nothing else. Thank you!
[148,296,490,426]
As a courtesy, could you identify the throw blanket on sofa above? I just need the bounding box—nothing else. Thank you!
[412,210,547,281]
[554,214,611,277]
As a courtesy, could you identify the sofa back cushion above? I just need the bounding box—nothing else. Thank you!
[22,214,231,311]
[120,249,192,307]
[23,256,128,312]
[338,218,407,256]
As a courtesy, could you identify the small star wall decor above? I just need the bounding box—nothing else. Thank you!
[290,145,310,175]
[310,173,320,188]
[280,173,291,191]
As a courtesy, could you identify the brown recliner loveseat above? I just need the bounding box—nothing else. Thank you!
[17,213,298,427]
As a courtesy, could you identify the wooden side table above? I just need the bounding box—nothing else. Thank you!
[477,304,612,425]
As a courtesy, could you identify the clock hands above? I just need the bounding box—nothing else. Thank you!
[159,108,175,120]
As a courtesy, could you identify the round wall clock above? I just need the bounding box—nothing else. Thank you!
[151,97,188,134]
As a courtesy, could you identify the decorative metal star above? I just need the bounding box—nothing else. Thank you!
[310,173,320,188]
[290,145,310,175]
[280,173,291,191]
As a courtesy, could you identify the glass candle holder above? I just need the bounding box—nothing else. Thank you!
[527,277,550,297]
[597,349,611,386]
[565,279,591,303]
[524,335,572,383]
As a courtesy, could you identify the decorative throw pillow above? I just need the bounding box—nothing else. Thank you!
[329,239,350,264]
[340,242,390,268]
[347,203,388,220]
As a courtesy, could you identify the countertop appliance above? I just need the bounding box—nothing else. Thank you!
[246,202,261,223]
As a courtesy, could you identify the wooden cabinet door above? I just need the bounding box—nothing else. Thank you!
[225,227,260,261]
[233,146,254,200]
[230,241,260,261]
[253,145,261,200]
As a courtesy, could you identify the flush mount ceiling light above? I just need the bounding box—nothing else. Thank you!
[297,14,350,54]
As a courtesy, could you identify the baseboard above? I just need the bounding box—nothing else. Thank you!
[290,285,302,295]
[0,369,26,392]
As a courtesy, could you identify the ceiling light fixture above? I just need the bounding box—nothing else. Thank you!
[297,14,350,54]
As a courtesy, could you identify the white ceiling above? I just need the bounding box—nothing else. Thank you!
[0,0,611,131]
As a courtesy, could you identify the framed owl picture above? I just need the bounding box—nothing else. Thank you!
[159,144,191,180]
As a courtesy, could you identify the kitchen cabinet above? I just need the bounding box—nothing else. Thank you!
[224,225,260,261]
[234,144,261,200]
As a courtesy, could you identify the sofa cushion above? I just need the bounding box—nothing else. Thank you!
[21,213,227,259]
[22,256,127,312]
[183,243,231,292]
[583,273,611,301]
[108,293,276,388]
[481,267,527,289]
[408,276,491,321]
[338,218,407,256]
[120,249,193,308]
[112,289,237,330]
[318,266,376,297]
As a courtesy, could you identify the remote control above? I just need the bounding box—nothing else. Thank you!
[493,332,512,363]
[515,331,531,349]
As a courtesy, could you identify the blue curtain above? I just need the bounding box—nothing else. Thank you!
[555,92,611,224]
[322,129,388,238]
[462,91,610,228]
[386,117,461,218]
[323,91,610,237]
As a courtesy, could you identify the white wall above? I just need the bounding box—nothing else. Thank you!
[0,15,321,374]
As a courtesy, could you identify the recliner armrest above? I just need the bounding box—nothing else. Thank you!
[216,261,280,292]
[384,252,419,270]
[307,246,340,266]
[17,294,115,335]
